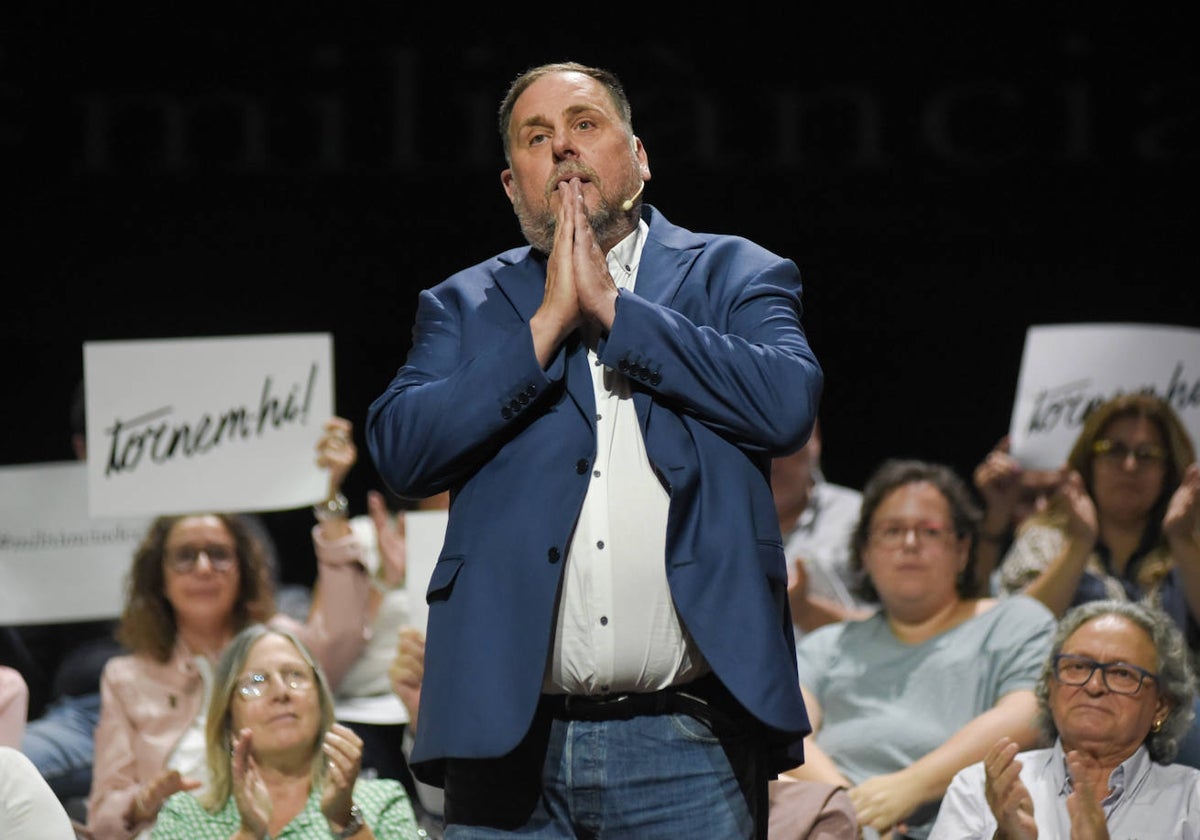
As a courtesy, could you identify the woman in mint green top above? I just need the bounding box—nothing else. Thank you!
[152,624,420,839]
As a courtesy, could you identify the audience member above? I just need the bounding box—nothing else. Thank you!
[783,459,1056,839]
[0,745,78,839]
[931,599,1200,838]
[366,60,822,838]
[151,623,421,839]
[775,418,870,639]
[996,393,1200,634]
[0,666,29,747]
[86,419,372,839]
[971,434,1066,593]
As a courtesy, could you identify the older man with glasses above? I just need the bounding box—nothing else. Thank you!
[931,599,1200,839]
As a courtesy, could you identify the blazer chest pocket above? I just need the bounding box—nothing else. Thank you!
[426,554,465,604]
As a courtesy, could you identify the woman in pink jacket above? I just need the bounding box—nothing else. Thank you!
[86,418,372,840]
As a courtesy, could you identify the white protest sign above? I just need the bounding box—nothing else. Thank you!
[0,461,149,623]
[403,509,448,633]
[1008,323,1200,469]
[83,333,334,518]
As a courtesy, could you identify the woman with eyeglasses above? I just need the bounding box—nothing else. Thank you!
[150,624,420,839]
[931,599,1200,838]
[996,393,1200,636]
[780,459,1057,839]
[87,418,372,840]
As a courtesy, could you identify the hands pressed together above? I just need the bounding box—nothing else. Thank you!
[532,178,620,364]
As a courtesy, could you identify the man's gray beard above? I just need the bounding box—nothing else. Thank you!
[513,191,623,255]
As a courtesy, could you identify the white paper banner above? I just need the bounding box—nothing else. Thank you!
[0,462,149,623]
[83,333,334,518]
[1008,323,1200,469]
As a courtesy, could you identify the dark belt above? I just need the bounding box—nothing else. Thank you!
[539,673,741,731]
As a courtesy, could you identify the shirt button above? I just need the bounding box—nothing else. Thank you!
[600,616,608,626]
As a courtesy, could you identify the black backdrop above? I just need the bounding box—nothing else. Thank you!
[4,12,1197,585]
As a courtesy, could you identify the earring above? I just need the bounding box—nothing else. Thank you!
[1152,719,1164,733]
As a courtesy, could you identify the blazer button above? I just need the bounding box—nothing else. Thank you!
[525,383,538,396]
[618,359,630,372]
[575,459,588,474]
[547,547,561,563]
[501,406,512,419]
[650,372,662,385]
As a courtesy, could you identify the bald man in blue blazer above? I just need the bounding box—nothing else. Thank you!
[367,62,823,839]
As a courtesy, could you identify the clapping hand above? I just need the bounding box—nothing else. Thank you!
[231,727,272,839]
[1164,463,1200,545]
[389,627,425,732]
[320,722,364,828]
[1058,471,1099,546]
[1065,750,1111,840]
[368,489,407,588]
[983,736,1037,840]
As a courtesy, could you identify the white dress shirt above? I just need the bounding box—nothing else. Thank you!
[930,739,1200,839]
[547,220,707,696]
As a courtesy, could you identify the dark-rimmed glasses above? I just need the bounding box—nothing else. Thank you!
[1092,439,1166,469]
[869,523,956,548]
[165,544,237,573]
[236,667,314,700]
[1053,653,1158,695]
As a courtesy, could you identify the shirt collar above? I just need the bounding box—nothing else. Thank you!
[605,220,649,290]
[1056,737,1151,807]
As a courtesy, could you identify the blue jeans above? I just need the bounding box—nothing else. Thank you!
[22,692,101,800]
[443,708,762,839]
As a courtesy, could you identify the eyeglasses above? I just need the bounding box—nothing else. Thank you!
[236,667,314,700]
[1092,439,1166,468]
[1053,653,1159,696]
[868,522,957,548]
[164,545,237,573]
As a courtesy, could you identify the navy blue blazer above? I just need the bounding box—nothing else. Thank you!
[367,205,823,783]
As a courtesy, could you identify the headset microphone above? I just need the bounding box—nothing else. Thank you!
[620,181,645,212]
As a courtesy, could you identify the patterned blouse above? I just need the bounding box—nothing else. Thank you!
[998,521,1198,649]
[151,777,421,839]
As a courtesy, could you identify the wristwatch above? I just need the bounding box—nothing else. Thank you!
[330,803,364,839]
[313,492,349,523]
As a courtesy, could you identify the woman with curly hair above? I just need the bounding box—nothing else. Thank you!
[87,418,371,840]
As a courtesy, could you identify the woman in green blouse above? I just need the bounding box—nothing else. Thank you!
[152,624,420,840]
